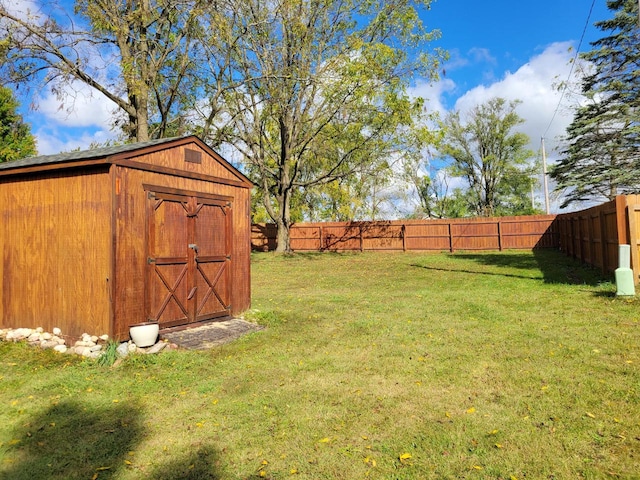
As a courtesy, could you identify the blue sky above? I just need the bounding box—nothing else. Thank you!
[426,0,609,99]
[408,0,611,212]
[11,0,613,210]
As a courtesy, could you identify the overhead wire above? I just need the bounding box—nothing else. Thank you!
[542,0,597,140]
[538,0,597,213]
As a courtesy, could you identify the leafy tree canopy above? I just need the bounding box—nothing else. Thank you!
[439,97,538,217]
[200,0,444,250]
[0,0,444,244]
[0,86,37,162]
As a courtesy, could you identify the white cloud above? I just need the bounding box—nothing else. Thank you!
[32,81,120,154]
[419,42,587,213]
[452,41,579,154]
[37,82,116,129]
[2,1,121,154]
[35,127,114,155]
[467,47,497,66]
[409,77,456,118]
[1,0,42,21]
[442,48,470,71]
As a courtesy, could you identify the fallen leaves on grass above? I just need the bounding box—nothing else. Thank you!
[363,456,377,467]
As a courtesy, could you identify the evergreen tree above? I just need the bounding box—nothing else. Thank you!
[0,86,36,162]
[551,0,640,207]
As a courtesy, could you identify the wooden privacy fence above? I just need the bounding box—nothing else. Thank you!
[253,195,640,284]
[556,195,640,283]
[252,215,559,253]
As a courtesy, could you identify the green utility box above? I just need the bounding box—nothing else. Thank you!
[615,244,635,296]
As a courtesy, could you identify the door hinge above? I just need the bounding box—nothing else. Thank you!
[226,255,231,260]
[147,257,156,264]
[147,191,156,199]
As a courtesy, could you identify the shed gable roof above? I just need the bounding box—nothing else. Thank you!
[0,135,252,187]
[0,137,179,170]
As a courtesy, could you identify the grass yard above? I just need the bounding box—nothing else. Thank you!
[0,250,639,479]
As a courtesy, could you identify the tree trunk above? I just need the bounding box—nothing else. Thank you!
[274,189,292,253]
[275,217,291,253]
[136,111,150,142]
[126,93,150,142]
[273,116,294,253]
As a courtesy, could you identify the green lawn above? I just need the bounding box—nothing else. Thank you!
[1,250,639,479]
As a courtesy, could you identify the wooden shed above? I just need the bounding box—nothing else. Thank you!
[0,136,252,341]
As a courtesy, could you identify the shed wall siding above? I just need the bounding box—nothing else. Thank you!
[0,169,112,339]
[122,143,243,183]
[113,166,251,338]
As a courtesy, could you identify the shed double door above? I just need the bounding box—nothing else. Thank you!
[146,189,232,328]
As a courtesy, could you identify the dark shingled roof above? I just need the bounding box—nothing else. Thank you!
[0,136,183,171]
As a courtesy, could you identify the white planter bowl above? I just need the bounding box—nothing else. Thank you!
[129,322,159,347]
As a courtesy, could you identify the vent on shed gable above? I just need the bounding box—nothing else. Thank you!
[184,148,202,164]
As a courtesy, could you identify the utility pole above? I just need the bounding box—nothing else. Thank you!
[541,137,550,214]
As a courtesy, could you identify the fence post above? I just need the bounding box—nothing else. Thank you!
[575,217,580,258]
[497,220,503,251]
[627,203,640,284]
[599,209,608,275]
[402,224,406,252]
[359,224,364,252]
[571,217,577,258]
[319,225,324,252]
[579,215,586,263]
[615,195,629,245]
[588,213,595,265]
[448,222,454,253]
[557,217,564,252]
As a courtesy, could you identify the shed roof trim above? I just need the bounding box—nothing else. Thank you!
[0,135,252,187]
[0,136,181,170]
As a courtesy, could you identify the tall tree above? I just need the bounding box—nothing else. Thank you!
[0,86,37,162]
[401,162,467,219]
[0,0,206,142]
[551,0,640,207]
[198,0,443,251]
[295,162,395,222]
[440,97,537,217]
[397,125,474,219]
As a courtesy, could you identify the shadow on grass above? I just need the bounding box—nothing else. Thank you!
[412,249,608,286]
[148,445,225,479]
[252,251,358,261]
[0,398,225,480]
[0,399,144,480]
